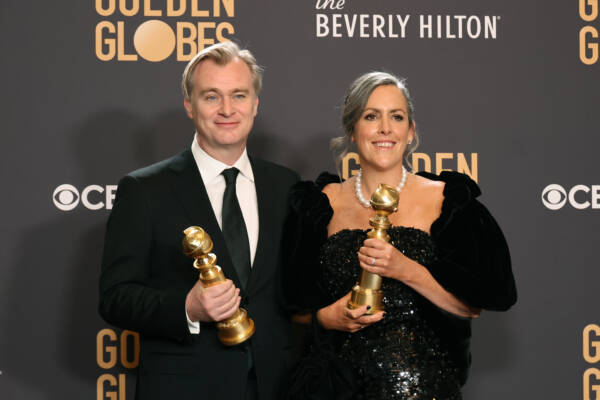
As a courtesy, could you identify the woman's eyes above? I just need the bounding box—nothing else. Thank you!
[363,113,404,121]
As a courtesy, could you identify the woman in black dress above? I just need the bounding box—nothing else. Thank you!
[282,72,517,400]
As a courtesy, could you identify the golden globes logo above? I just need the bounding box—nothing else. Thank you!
[97,329,140,400]
[580,0,599,65]
[584,324,600,399]
[342,152,478,182]
[94,0,235,62]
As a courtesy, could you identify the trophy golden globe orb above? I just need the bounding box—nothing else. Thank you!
[347,184,399,314]
[371,184,399,217]
[182,226,255,346]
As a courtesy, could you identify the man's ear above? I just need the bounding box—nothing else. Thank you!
[184,97,193,119]
[253,96,259,117]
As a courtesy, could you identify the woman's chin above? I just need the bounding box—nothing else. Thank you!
[360,157,404,172]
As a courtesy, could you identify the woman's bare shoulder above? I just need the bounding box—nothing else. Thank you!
[322,179,352,206]
[408,173,445,198]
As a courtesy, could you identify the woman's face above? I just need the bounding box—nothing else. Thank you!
[353,84,415,172]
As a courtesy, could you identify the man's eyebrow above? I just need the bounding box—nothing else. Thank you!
[198,88,251,95]
[199,88,219,95]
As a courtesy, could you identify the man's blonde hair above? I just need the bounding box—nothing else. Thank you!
[181,41,263,100]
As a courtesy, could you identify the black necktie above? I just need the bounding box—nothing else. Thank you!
[221,168,251,289]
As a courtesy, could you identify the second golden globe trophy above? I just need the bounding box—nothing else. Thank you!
[347,184,399,314]
[182,226,255,346]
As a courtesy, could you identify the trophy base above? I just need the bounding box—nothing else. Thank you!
[217,308,256,346]
[347,284,384,315]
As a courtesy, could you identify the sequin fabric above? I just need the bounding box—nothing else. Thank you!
[319,226,462,400]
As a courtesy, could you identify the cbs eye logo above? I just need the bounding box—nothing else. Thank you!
[53,184,117,211]
[541,184,567,210]
[53,184,81,211]
[541,183,600,210]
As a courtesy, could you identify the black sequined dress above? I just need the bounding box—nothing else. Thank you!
[282,171,517,400]
[321,227,461,399]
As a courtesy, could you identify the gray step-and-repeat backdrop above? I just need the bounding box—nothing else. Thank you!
[1,1,599,399]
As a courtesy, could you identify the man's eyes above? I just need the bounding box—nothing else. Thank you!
[203,94,247,101]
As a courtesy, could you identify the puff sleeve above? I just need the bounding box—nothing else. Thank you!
[419,171,517,311]
[281,173,340,313]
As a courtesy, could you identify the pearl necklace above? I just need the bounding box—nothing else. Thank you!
[355,166,408,208]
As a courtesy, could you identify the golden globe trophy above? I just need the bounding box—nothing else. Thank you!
[182,226,255,346]
[347,184,399,314]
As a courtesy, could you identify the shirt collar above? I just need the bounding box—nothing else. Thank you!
[190,133,255,183]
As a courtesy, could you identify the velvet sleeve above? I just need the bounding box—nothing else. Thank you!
[281,173,339,314]
[419,171,517,311]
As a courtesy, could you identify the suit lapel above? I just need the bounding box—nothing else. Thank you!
[168,149,243,289]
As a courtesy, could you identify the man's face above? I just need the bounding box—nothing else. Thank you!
[184,57,258,161]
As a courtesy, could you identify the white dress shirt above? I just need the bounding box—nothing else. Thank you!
[186,134,259,333]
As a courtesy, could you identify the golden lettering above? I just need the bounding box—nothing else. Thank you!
[435,153,453,175]
[117,21,138,61]
[97,374,117,400]
[144,0,161,16]
[95,22,116,61]
[584,368,600,400]
[119,374,126,400]
[411,153,431,172]
[342,152,360,180]
[191,0,210,17]
[177,22,197,61]
[197,22,216,50]
[96,0,116,16]
[580,26,599,65]
[340,152,478,181]
[97,329,118,369]
[214,0,234,17]
[120,330,140,369]
[167,0,186,16]
[119,0,140,17]
[584,324,600,363]
[216,22,234,43]
[580,0,599,22]
[457,153,478,182]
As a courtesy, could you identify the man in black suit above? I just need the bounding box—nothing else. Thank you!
[99,41,299,400]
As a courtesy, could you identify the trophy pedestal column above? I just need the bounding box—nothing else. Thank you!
[347,183,399,315]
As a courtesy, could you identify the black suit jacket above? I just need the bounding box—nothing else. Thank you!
[99,149,299,400]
